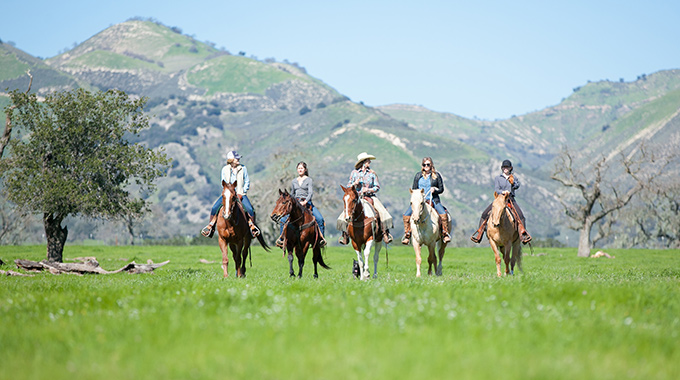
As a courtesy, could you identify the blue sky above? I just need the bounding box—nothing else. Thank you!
[2,0,679,120]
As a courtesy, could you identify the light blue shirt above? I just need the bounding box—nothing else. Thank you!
[220,165,250,194]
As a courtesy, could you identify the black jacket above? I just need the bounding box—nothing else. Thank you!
[411,171,444,203]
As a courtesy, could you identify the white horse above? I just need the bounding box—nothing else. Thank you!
[340,185,385,280]
[409,189,450,277]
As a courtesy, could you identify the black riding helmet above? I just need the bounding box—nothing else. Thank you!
[501,159,513,174]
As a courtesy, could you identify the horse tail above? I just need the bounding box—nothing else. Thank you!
[255,231,271,252]
[315,247,331,270]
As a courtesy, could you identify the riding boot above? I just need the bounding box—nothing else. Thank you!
[439,213,451,243]
[338,231,350,245]
[318,231,327,248]
[507,202,532,244]
[516,219,532,244]
[383,229,393,244]
[201,215,217,238]
[401,215,411,245]
[470,218,487,244]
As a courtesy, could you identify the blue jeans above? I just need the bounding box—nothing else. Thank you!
[279,202,325,236]
[404,200,446,216]
[211,194,255,219]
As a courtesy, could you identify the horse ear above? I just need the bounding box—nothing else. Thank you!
[341,185,347,191]
[409,188,413,194]
[222,180,228,188]
[420,189,424,194]
[278,189,283,195]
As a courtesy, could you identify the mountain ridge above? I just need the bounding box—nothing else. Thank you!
[1,20,678,246]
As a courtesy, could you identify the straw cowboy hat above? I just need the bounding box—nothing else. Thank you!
[355,152,376,169]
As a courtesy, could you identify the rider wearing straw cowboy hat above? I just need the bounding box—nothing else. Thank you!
[470,159,531,244]
[337,152,394,245]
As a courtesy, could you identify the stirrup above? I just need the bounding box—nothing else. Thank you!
[383,232,393,244]
[338,234,349,245]
[249,223,260,237]
[401,233,411,245]
[521,233,532,244]
[470,233,482,244]
[201,224,215,238]
[319,238,327,248]
[442,233,451,243]
[275,236,284,248]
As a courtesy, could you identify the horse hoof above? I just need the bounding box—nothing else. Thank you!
[314,274,319,279]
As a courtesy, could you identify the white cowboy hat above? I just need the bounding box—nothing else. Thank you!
[355,152,376,168]
[226,150,242,161]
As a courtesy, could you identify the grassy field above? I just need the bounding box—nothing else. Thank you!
[1,244,678,380]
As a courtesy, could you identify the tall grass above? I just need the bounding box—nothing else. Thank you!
[1,245,678,380]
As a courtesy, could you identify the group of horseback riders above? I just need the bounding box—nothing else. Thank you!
[201,151,532,246]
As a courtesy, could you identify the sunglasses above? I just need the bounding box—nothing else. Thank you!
[422,163,431,167]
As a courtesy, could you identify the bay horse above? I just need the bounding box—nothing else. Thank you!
[340,185,385,280]
[270,189,330,278]
[408,189,450,277]
[216,180,270,278]
[486,191,523,277]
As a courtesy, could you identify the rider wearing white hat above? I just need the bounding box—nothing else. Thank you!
[201,150,261,238]
[337,152,394,244]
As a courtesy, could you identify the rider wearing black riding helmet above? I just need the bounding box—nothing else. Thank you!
[470,159,532,244]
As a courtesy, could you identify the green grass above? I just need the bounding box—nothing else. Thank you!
[186,55,305,95]
[1,245,678,380]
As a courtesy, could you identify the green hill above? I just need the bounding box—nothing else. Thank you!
[1,20,678,248]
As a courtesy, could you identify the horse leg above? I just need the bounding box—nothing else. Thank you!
[219,238,229,278]
[312,245,320,279]
[287,249,295,278]
[489,239,503,277]
[362,240,373,280]
[372,241,381,279]
[427,244,436,276]
[503,245,511,276]
[413,242,422,278]
[241,245,249,278]
[437,241,446,276]
[230,243,241,277]
[296,245,305,279]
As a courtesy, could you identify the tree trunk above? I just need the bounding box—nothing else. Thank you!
[577,219,593,257]
[44,213,68,263]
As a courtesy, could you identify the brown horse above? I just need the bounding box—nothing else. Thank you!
[216,180,270,278]
[270,189,330,278]
[486,191,522,277]
[340,185,385,280]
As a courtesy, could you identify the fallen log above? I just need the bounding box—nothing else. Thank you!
[1,269,34,277]
[14,258,169,275]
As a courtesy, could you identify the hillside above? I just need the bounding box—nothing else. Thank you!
[1,19,679,247]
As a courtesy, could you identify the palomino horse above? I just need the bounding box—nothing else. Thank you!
[340,185,385,280]
[270,189,330,278]
[216,180,270,278]
[486,191,523,277]
[408,189,450,277]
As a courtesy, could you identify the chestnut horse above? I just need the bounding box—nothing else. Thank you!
[486,191,522,277]
[340,185,385,280]
[270,189,330,278]
[408,189,450,277]
[216,180,270,278]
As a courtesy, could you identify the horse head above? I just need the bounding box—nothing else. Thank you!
[490,191,511,228]
[221,180,238,221]
[270,189,293,223]
[409,188,427,223]
[340,184,360,222]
